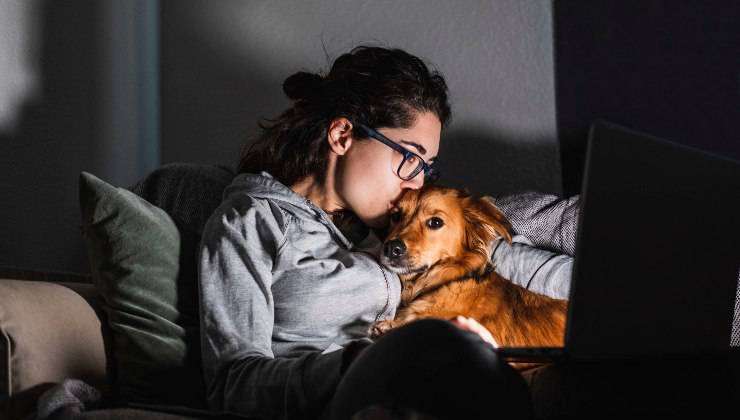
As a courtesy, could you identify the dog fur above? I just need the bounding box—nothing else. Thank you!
[370,186,567,360]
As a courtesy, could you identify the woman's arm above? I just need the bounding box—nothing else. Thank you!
[198,196,343,420]
[491,236,572,300]
[491,192,580,300]
[495,192,580,256]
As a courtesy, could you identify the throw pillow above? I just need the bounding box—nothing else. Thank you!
[79,171,205,407]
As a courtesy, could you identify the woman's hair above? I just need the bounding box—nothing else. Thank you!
[237,45,451,186]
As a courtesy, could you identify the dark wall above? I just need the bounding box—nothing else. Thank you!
[554,0,740,195]
[0,0,158,274]
[0,0,103,274]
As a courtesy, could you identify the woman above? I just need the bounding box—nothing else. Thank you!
[198,45,537,420]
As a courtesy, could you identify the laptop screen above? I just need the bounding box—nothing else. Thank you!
[565,120,740,359]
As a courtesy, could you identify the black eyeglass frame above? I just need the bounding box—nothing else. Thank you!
[356,123,439,182]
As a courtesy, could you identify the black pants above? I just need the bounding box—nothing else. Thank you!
[327,319,533,420]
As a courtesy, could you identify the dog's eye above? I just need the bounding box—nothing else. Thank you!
[426,217,444,229]
[390,211,402,223]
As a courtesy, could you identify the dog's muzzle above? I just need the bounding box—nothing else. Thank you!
[383,239,407,259]
[380,239,428,274]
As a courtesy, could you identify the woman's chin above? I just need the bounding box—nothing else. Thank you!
[362,213,389,230]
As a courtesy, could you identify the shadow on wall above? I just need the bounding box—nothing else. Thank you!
[439,127,562,198]
[0,0,104,274]
[160,0,292,169]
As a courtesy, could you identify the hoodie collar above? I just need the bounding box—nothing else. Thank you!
[225,172,356,249]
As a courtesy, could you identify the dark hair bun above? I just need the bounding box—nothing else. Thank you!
[283,71,323,101]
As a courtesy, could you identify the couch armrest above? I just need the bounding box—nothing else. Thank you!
[0,279,106,420]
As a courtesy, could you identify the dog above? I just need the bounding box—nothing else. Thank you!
[369,186,567,361]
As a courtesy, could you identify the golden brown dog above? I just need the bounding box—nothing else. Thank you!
[369,186,567,358]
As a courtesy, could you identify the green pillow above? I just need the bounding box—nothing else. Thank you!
[79,172,205,407]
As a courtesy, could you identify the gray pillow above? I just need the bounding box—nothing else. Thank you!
[80,164,235,408]
[79,171,205,407]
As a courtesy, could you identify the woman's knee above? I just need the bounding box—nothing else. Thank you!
[334,318,533,419]
[375,318,496,360]
[362,318,530,400]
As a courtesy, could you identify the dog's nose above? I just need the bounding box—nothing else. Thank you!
[384,239,407,258]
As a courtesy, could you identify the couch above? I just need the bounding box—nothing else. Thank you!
[2,163,739,420]
[1,163,241,420]
[0,278,208,420]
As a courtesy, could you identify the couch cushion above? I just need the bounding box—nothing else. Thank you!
[127,163,236,376]
[0,279,105,420]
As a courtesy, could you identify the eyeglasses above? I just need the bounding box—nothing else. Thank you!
[357,123,439,183]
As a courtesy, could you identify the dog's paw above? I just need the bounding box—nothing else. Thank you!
[369,320,396,338]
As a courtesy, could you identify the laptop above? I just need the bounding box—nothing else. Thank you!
[496,119,740,362]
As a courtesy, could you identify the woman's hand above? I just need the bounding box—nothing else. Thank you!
[450,316,499,348]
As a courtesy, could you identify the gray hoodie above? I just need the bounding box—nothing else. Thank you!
[198,172,575,419]
[198,172,401,419]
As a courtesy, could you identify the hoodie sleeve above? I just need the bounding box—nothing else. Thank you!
[198,196,344,420]
[487,192,580,300]
[491,236,572,300]
[495,192,580,256]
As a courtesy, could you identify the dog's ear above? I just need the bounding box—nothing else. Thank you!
[478,196,513,243]
[463,195,513,262]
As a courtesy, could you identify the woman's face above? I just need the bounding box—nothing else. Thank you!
[336,111,442,229]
